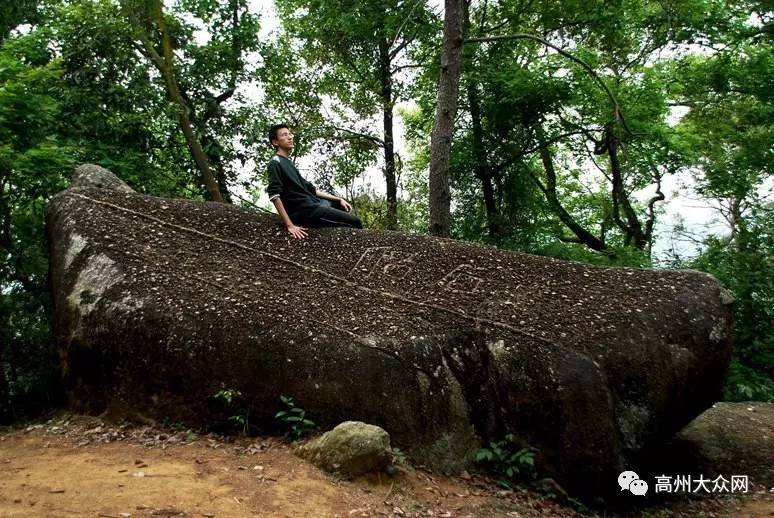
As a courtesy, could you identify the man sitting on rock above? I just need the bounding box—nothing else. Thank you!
[266,124,362,239]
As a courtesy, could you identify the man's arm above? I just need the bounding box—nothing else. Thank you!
[315,189,353,212]
[267,159,307,238]
[271,197,308,239]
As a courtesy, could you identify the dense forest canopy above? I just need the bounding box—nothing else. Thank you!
[1,0,772,422]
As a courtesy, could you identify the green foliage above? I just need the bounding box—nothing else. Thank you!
[214,388,250,434]
[390,446,408,466]
[271,0,437,227]
[2,0,773,424]
[686,208,774,402]
[0,0,224,421]
[662,7,773,402]
[274,0,436,115]
[534,242,652,268]
[214,388,242,406]
[274,395,315,441]
[1,28,74,422]
[725,361,774,402]
[350,191,427,232]
[475,434,537,488]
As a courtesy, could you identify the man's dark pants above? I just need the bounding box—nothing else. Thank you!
[296,199,362,228]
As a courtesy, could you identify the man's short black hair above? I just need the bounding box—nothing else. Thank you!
[268,123,289,149]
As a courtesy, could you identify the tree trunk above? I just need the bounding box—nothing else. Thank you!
[606,128,645,249]
[429,0,466,237]
[378,40,398,230]
[200,133,233,203]
[215,166,233,204]
[175,109,224,202]
[144,1,224,203]
[467,80,500,243]
[728,196,744,246]
[0,172,10,261]
[535,129,608,253]
[0,341,9,423]
[643,173,664,257]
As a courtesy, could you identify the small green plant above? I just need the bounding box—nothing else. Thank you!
[274,395,315,441]
[475,434,536,488]
[168,420,188,432]
[391,447,408,466]
[214,388,250,435]
[385,447,409,476]
[214,388,241,405]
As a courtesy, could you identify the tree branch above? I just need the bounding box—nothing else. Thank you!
[313,125,385,147]
[388,33,415,60]
[390,63,425,73]
[136,36,165,71]
[534,128,609,253]
[644,172,665,243]
[464,33,640,135]
[214,88,235,105]
[389,0,423,54]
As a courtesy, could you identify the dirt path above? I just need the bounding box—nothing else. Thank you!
[0,416,771,517]
[0,416,577,518]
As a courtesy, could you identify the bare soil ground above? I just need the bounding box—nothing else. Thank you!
[0,415,771,518]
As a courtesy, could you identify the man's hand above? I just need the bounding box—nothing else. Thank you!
[287,224,308,239]
[338,198,353,212]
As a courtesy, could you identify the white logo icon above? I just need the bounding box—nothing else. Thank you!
[618,470,649,495]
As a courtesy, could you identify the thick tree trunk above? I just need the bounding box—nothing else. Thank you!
[378,40,398,230]
[429,0,466,237]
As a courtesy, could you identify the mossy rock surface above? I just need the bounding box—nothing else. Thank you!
[299,421,392,477]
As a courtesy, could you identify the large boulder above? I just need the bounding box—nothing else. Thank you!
[664,402,774,488]
[46,164,734,496]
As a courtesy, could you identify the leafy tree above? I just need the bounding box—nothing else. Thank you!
[274,0,437,229]
[668,5,774,400]
[0,29,73,421]
[689,209,774,402]
[0,0,219,420]
[53,0,190,193]
[1,0,41,43]
[405,0,718,262]
[120,0,261,202]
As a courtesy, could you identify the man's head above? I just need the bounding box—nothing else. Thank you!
[268,124,294,153]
